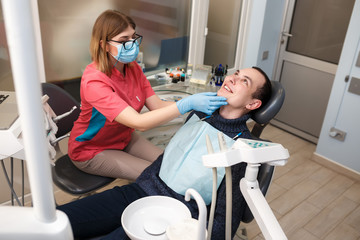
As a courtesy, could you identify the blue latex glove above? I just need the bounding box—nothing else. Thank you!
[176,92,228,115]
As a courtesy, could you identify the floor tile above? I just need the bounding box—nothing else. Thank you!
[324,222,360,240]
[344,182,360,204]
[344,205,360,235]
[307,174,354,210]
[304,196,358,238]
[289,228,320,240]
[308,166,336,185]
[270,179,321,215]
[278,201,321,236]
[271,132,309,155]
[265,182,287,202]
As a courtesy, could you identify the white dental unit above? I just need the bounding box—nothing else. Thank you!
[202,134,289,240]
[0,0,289,239]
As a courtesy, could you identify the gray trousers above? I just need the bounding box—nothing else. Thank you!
[73,132,163,181]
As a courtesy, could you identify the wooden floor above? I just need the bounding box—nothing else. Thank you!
[54,124,360,240]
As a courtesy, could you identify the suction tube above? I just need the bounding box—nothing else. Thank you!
[205,135,216,240]
[185,188,207,240]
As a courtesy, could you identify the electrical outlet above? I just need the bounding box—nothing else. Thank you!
[329,127,346,141]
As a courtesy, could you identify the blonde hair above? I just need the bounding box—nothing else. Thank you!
[90,10,136,76]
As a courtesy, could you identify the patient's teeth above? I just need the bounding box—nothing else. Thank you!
[224,86,231,92]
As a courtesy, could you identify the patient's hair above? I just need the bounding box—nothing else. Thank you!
[251,66,272,107]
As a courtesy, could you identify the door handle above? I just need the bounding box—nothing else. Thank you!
[282,32,293,37]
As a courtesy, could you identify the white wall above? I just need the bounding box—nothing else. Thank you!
[315,0,360,173]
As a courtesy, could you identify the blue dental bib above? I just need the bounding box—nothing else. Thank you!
[159,114,235,205]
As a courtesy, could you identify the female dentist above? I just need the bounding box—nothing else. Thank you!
[68,9,227,181]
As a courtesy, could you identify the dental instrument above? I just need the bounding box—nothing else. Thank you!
[218,132,233,240]
[205,135,216,240]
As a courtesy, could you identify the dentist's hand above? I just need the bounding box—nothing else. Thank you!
[176,92,228,115]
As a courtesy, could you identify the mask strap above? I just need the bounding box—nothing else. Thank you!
[113,56,120,68]
[108,51,119,68]
[108,41,122,67]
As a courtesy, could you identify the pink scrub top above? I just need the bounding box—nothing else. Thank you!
[68,61,155,162]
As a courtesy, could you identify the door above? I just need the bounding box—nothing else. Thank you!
[272,0,355,143]
[189,0,246,75]
[203,0,242,71]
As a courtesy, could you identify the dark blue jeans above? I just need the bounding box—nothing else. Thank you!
[57,183,148,240]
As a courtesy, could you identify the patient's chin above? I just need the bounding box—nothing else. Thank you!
[217,89,226,97]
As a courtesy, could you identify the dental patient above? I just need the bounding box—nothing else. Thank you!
[57,67,272,240]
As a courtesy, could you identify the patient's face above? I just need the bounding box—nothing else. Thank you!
[217,68,265,110]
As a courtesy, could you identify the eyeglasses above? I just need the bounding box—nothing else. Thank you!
[107,34,143,50]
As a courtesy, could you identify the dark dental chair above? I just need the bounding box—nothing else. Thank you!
[237,80,285,238]
[42,83,115,201]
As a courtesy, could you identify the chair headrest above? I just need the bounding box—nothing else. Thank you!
[251,81,285,125]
